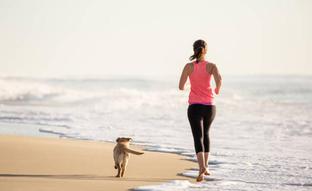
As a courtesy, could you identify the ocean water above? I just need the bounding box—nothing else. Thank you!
[0,75,311,190]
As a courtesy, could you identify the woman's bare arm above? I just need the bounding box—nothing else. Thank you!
[211,64,222,94]
[179,63,191,90]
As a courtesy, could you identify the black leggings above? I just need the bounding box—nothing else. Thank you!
[187,104,216,154]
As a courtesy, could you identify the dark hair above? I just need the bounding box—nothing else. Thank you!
[189,39,206,63]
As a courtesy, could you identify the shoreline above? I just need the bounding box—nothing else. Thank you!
[0,134,195,191]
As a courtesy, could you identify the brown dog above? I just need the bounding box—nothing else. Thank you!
[113,137,144,177]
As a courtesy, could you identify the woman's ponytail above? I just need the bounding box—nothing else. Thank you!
[189,39,206,63]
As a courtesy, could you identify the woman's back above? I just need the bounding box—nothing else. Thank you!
[188,61,214,105]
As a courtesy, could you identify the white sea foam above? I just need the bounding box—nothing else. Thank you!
[133,180,205,191]
[0,79,61,102]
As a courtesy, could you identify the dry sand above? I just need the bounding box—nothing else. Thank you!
[0,135,195,191]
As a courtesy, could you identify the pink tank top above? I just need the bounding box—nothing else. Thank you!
[188,61,214,105]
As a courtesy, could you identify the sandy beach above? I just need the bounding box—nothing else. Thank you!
[0,135,194,191]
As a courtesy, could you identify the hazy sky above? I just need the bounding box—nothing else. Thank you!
[0,0,311,78]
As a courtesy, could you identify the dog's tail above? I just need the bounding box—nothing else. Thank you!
[124,148,144,155]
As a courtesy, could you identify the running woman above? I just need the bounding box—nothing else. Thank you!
[179,39,222,182]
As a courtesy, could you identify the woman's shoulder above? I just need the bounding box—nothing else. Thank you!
[184,62,194,71]
[206,61,216,67]
[186,61,195,66]
[205,61,217,74]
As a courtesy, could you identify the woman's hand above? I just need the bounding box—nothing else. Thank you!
[214,88,220,95]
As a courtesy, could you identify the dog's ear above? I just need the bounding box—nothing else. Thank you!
[116,137,120,142]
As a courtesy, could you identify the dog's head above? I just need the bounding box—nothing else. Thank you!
[116,137,132,143]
